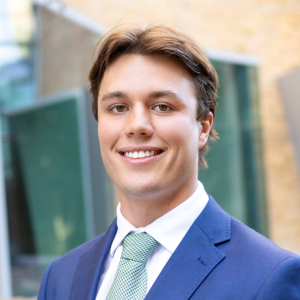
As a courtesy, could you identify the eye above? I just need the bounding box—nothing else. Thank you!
[154,104,171,112]
[111,105,127,113]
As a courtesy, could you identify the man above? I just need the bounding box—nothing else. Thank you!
[38,25,300,300]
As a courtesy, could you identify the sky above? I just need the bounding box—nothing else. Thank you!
[0,0,33,67]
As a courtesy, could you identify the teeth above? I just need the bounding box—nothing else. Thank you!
[124,150,159,159]
[139,151,145,158]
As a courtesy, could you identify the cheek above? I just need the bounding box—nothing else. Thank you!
[98,118,120,152]
[97,121,118,176]
[157,116,198,147]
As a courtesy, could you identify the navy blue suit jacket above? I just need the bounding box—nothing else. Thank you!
[38,196,300,299]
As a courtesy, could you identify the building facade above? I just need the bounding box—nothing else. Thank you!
[1,0,300,298]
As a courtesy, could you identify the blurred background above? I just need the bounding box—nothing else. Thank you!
[0,0,300,298]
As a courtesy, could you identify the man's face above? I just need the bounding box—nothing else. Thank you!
[98,54,206,201]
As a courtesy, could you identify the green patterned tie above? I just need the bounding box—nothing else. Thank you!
[106,232,159,300]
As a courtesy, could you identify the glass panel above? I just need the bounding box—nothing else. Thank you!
[199,61,247,223]
[239,66,268,235]
[6,98,88,296]
[199,61,267,234]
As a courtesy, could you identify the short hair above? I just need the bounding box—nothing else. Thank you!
[89,24,218,168]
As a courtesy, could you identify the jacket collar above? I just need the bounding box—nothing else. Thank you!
[194,195,231,245]
[145,196,231,300]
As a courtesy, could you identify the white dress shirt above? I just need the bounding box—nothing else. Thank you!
[96,180,209,300]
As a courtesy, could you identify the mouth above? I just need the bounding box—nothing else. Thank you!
[120,149,164,159]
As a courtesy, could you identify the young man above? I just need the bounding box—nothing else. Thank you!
[38,25,300,300]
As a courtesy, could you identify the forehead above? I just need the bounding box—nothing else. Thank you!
[99,54,196,96]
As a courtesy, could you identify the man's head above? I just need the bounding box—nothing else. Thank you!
[89,25,218,216]
[89,25,218,169]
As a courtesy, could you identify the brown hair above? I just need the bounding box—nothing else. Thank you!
[89,24,218,168]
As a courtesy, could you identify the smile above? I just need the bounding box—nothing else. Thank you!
[123,150,161,159]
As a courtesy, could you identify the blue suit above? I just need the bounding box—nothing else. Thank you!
[38,196,300,299]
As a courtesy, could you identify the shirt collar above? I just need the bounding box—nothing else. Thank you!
[110,180,209,256]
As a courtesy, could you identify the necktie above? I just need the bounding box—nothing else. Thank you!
[106,232,159,300]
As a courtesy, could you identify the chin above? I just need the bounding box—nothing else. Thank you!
[119,180,165,200]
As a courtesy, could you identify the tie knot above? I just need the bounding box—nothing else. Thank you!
[121,233,159,263]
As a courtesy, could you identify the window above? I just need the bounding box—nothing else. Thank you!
[5,90,116,296]
[198,61,268,235]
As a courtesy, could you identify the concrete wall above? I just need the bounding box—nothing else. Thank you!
[37,7,100,97]
[39,0,300,253]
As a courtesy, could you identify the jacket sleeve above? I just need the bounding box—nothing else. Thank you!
[37,259,57,300]
[256,256,300,300]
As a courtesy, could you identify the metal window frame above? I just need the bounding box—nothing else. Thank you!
[0,112,12,298]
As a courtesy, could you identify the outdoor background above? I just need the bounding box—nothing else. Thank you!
[1,0,300,298]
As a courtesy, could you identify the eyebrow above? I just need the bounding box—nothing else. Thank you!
[100,91,128,102]
[100,90,184,103]
[148,90,182,101]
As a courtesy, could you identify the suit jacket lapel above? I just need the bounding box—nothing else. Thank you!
[145,196,231,300]
[69,219,117,300]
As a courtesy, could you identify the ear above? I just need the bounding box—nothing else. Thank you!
[198,112,213,150]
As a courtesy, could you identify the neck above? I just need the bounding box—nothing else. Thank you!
[119,179,198,228]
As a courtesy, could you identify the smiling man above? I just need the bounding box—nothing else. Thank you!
[97,53,212,228]
[38,25,300,300]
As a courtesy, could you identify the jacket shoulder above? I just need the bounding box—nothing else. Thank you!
[197,212,300,299]
[255,255,300,299]
[230,218,300,299]
[57,233,105,263]
[37,233,107,300]
[224,216,300,297]
[229,216,299,261]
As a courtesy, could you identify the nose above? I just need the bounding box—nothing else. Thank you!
[124,104,154,137]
